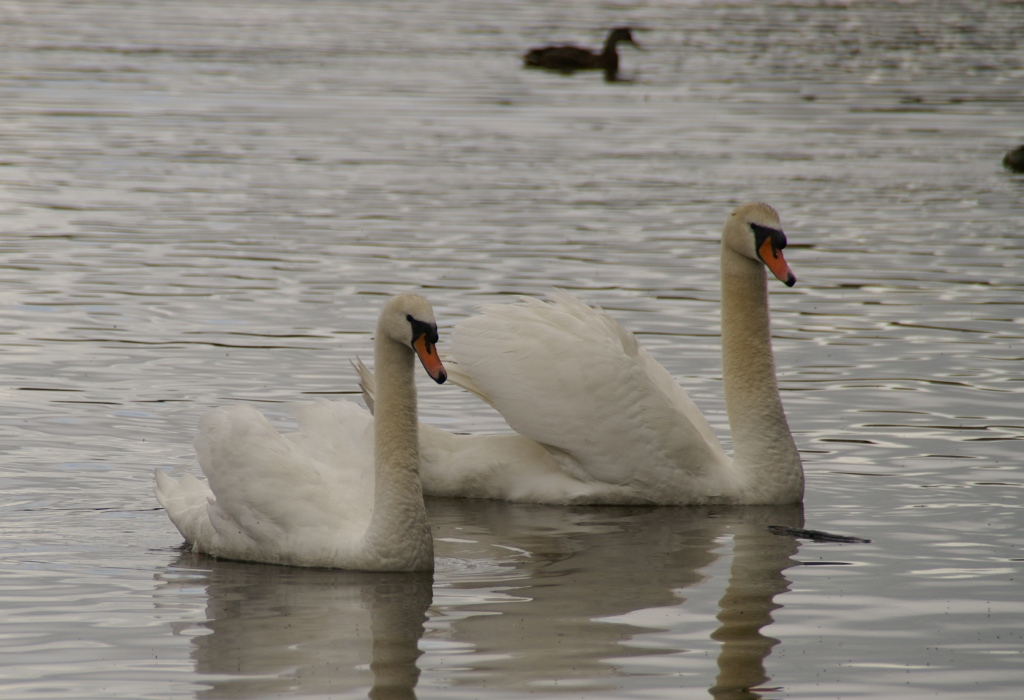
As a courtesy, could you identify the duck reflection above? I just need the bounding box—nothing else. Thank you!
[158,500,800,699]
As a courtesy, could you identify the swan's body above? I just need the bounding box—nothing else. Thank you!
[362,203,803,506]
[155,293,447,571]
[523,27,638,81]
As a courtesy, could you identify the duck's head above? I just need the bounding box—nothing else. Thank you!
[608,27,638,48]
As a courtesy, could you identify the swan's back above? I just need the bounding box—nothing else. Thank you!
[450,293,737,498]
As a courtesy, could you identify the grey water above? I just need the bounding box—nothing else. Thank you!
[0,0,1022,698]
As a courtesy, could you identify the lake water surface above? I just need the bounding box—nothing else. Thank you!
[0,1,1022,698]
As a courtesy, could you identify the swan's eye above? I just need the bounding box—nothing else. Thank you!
[408,317,439,346]
[751,223,787,254]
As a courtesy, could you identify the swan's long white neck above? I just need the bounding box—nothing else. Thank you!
[720,245,803,503]
[363,327,433,570]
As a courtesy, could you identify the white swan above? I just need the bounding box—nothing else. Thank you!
[360,203,803,505]
[154,292,448,571]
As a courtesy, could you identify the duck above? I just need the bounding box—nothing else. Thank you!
[154,292,448,571]
[359,203,804,506]
[523,27,638,81]
[1003,145,1024,173]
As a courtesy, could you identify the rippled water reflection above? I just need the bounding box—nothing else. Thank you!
[0,0,1022,698]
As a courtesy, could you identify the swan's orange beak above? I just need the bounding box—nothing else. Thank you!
[413,335,447,384]
[758,237,797,287]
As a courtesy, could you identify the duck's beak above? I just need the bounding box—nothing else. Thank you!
[758,237,797,287]
[413,334,447,384]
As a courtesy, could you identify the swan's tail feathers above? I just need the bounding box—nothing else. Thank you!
[353,357,375,414]
[357,354,494,410]
[154,469,216,547]
[442,361,494,407]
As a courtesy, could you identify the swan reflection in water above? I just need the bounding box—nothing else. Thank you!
[157,562,431,699]
[156,500,803,699]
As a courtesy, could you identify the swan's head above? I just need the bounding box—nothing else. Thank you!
[724,202,797,287]
[380,293,448,384]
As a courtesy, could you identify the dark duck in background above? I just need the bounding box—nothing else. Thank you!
[1003,145,1024,173]
[524,27,638,81]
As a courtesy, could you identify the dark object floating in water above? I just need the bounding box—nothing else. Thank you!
[1003,145,1024,173]
[767,525,872,543]
[523,27,638,82]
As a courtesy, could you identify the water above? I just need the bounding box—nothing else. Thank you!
[0,0,1022,697]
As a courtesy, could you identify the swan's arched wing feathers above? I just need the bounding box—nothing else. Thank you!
[451,293,729,488]
[189,402,374,559]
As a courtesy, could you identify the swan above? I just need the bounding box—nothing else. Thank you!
[523,27,638,81]
[360,203,803,505]
[154,292,448,571]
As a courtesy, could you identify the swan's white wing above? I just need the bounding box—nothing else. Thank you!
[450,293,732,493]
[357,359,652,504]
[158,400,376,566]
